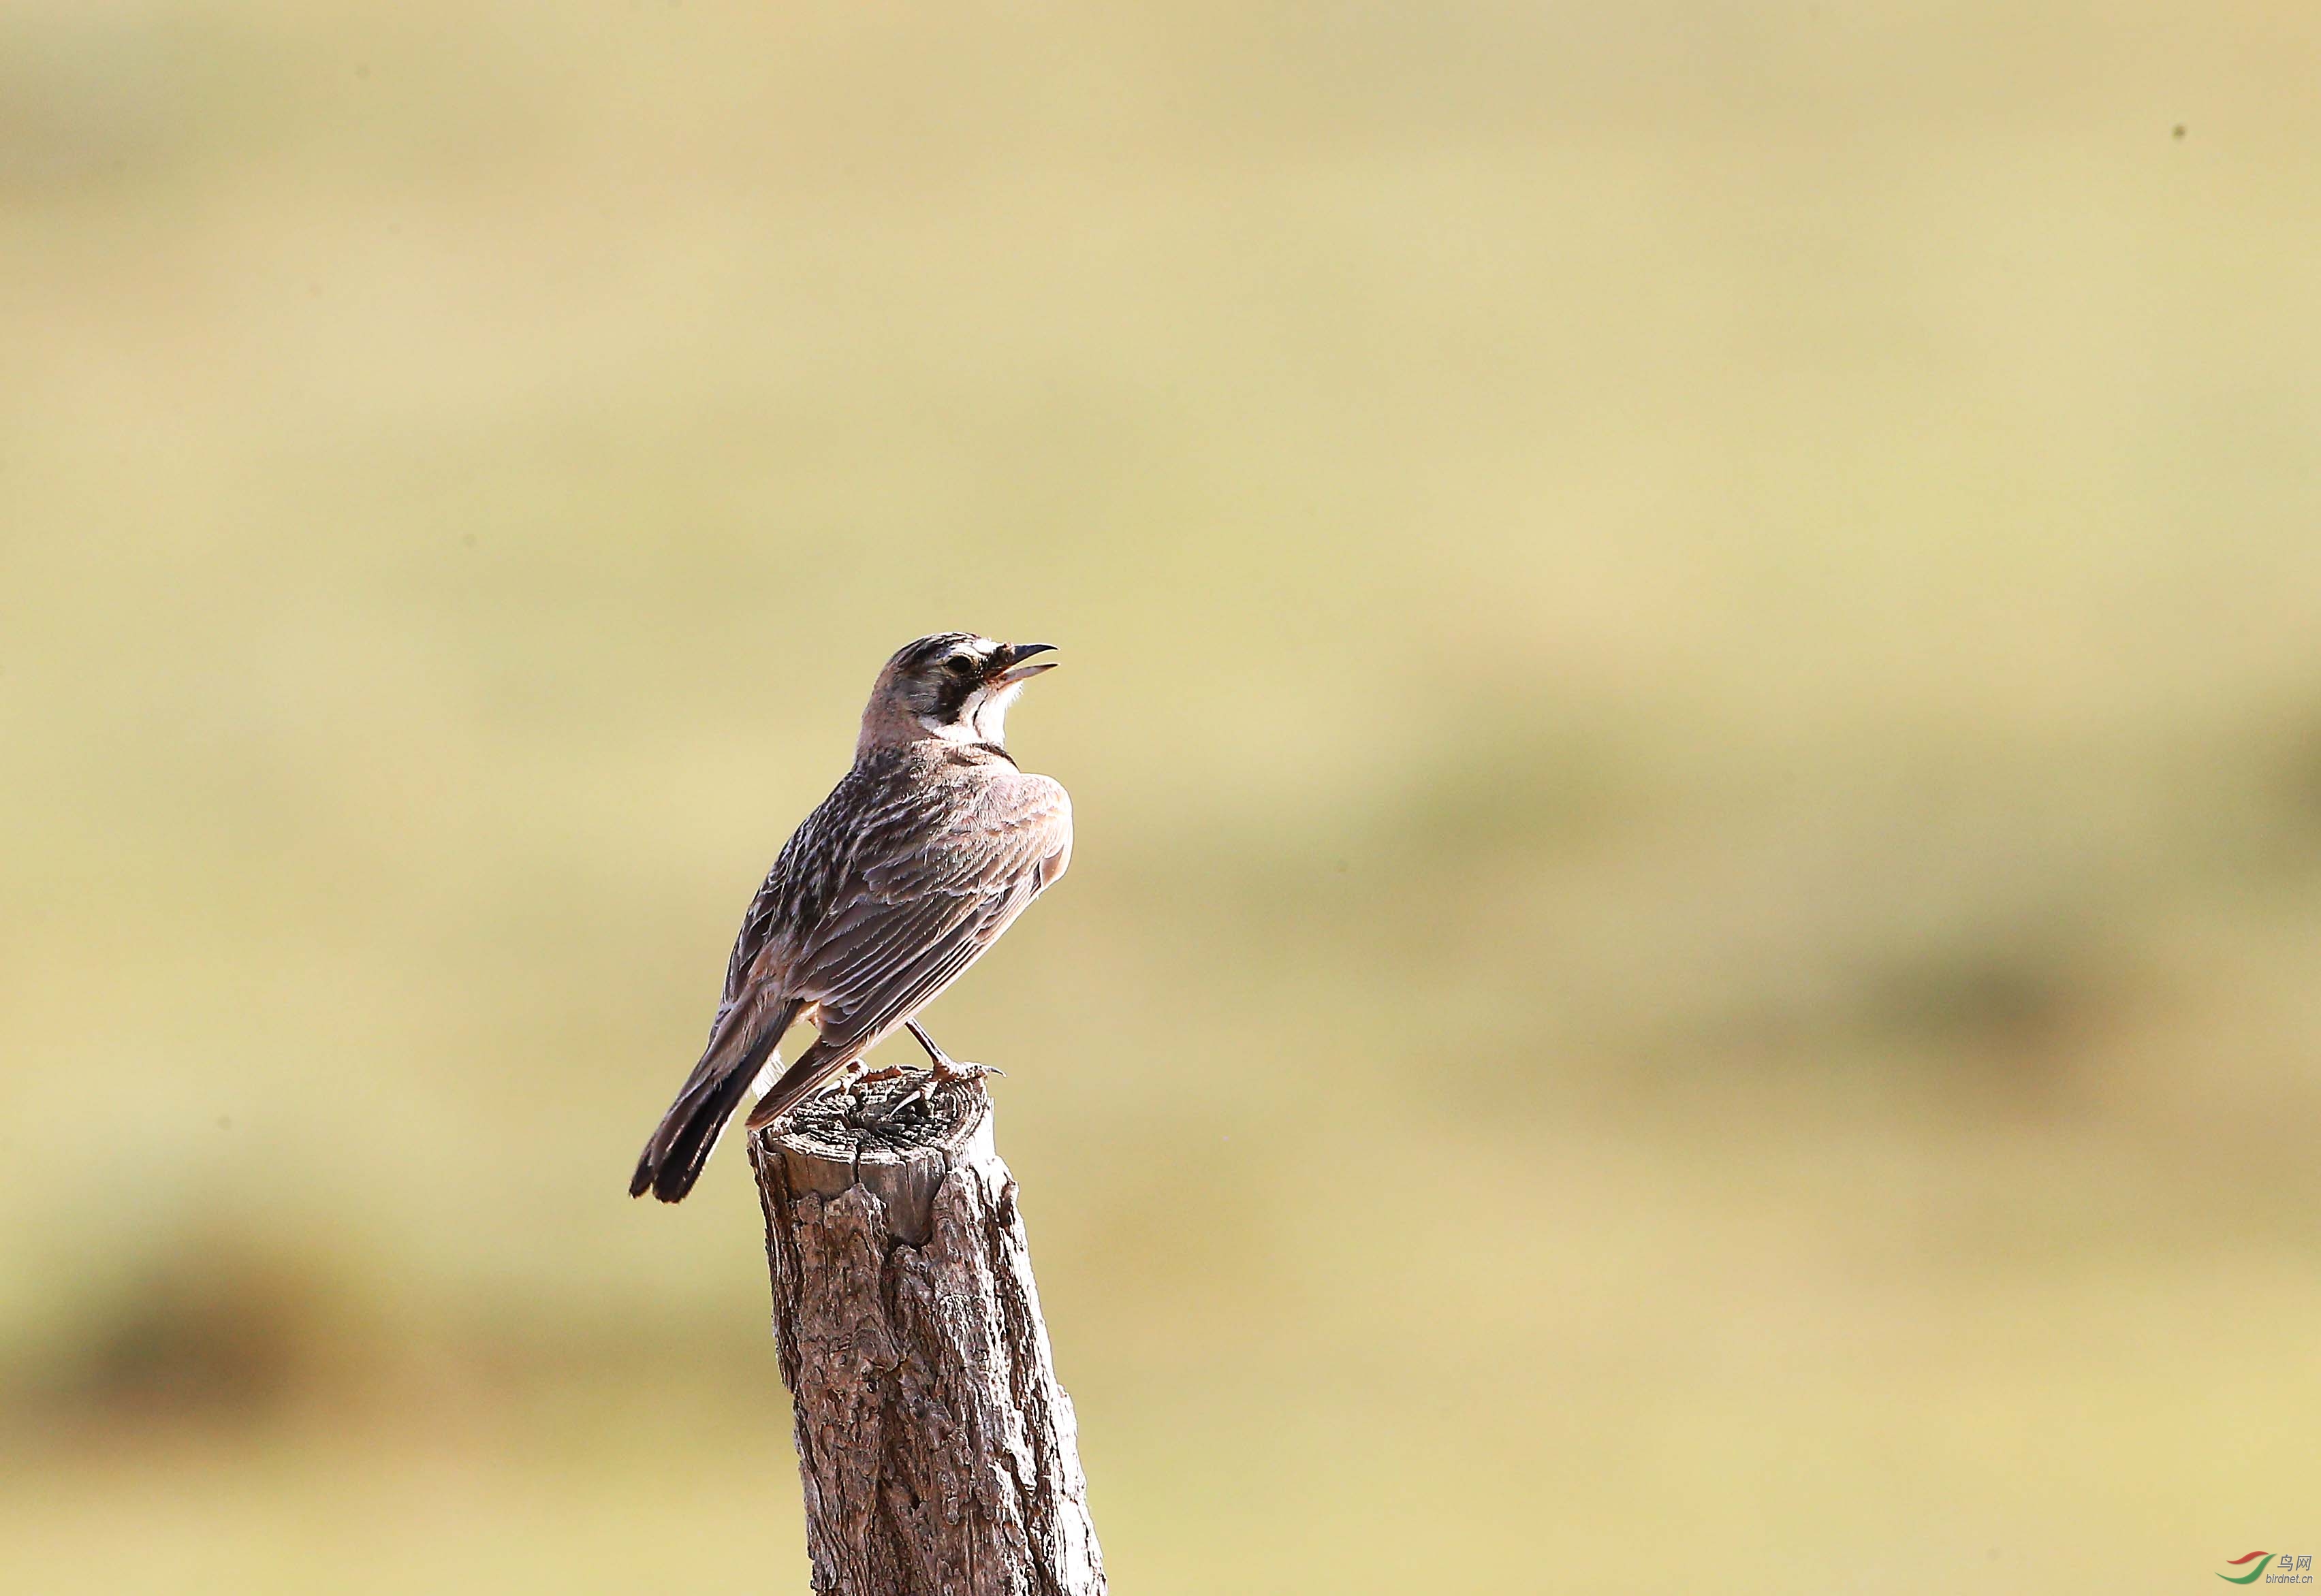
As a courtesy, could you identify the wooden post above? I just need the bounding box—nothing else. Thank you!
[748,1075,1105,1596]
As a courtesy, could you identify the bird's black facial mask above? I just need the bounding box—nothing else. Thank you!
[888,633,998,731]
[888,634,1056,744]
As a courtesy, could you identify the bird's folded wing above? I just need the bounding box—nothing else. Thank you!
[790,776,1071,1049]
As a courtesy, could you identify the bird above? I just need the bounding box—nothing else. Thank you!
[630,633,1072,1204]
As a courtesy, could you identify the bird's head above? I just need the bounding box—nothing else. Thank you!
[859,633,1060,754]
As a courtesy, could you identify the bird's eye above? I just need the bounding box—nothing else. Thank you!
[943,654,975,676]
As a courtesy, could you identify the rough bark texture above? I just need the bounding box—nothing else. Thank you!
[749,1076,1103,1596]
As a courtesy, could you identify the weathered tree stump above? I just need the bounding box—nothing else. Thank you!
[748,1074,1104,1596]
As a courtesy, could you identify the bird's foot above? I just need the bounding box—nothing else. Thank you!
[836,1060,913,1115]
[870,1059,1004,1123]
[930,1057,1005,1087]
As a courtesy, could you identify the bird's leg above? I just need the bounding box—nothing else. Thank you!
[904,1019,1005,1085]
[829,1055,909,1108]
[868,1021,1004,1119]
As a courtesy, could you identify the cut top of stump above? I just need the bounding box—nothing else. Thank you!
[751,1076,996,1247]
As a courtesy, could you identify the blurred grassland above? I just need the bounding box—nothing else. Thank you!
[5,1,2321,1591]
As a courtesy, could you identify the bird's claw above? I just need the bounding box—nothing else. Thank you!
[930,1059,1004,1085]
[868,1060,1003,1123]
[836,1061,913,1119]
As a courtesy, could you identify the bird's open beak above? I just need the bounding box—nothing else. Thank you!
[990,642,1059,686]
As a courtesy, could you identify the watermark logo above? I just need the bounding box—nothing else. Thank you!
[2220,1552,2314,1585]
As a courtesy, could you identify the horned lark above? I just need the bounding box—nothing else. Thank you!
[630,633,1071,1203]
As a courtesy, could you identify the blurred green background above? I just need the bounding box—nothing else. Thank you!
[5,2,2319,1591]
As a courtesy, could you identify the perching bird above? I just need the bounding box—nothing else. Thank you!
[630,633,1071,1203]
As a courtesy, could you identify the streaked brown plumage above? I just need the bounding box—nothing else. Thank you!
[630,633,1071,1203]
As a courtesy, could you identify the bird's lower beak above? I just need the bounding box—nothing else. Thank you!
[991,643,1059,686]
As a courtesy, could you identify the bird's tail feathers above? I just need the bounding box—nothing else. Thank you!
[743,1042,854,1132]
[630,993,802,1203]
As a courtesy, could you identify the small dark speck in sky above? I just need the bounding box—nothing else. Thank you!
[216,1117,232,1131]
[461,532,478,549]
[2173,125,2187,140]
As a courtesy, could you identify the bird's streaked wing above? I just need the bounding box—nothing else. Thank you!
[791,775,1071,1049]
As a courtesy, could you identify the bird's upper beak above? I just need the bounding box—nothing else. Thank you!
[990,642,1059,686]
